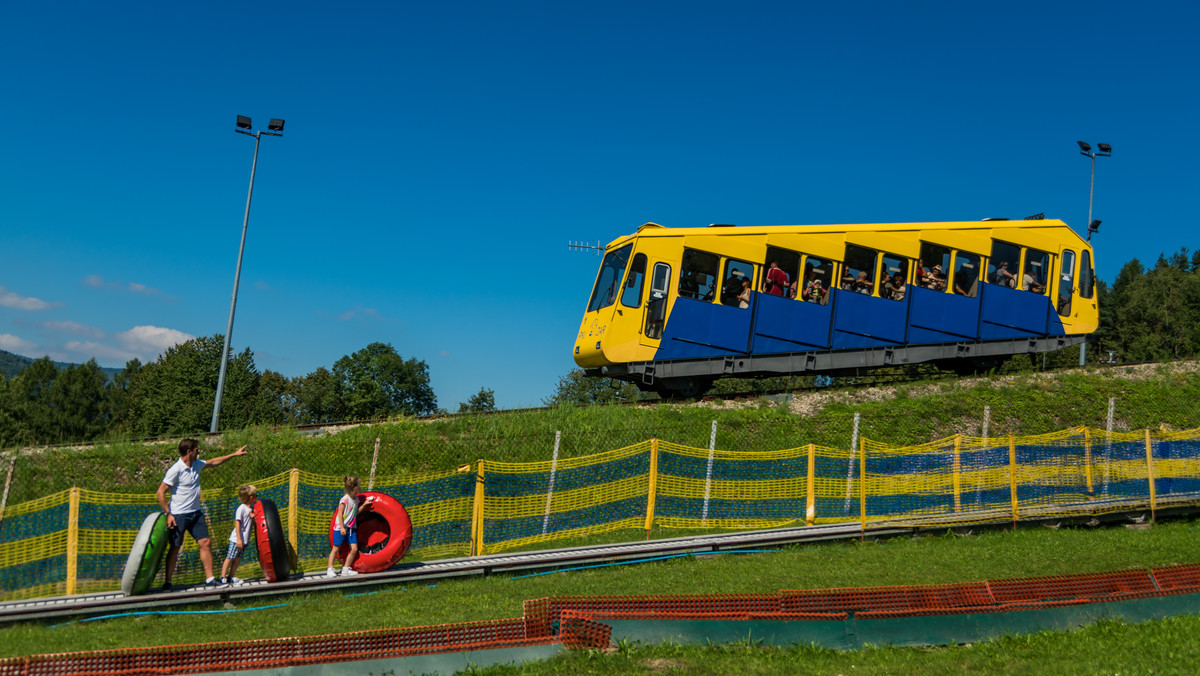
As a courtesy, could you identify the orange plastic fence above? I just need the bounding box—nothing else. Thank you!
[4,564,1199,674]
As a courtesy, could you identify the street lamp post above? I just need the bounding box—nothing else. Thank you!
[1076,140,1111,368]
[210,115,285,434]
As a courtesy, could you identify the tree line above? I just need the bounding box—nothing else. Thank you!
[0,338,455,448]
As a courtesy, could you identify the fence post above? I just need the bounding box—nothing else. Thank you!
[953,434,962,513]
[1008,434,1018,529]
[976,406,990,507]
[1103,397,1116,496]
[368,438,381,491]
[542,431,561,535]
[1083,427,1094,498]
[1144,429,1157,522]
[859,436,868,534]
[472,460,486,556]
[66,487,80,596]
[0,458,15,532]
[805,443,816,526]
[644,438,659,537]
[288,468,300,554]
[844,413,860,515]
[701,421,717,526]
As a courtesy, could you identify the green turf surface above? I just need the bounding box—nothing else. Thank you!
[3,517,1197,670]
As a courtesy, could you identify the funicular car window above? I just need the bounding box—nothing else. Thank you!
[918,242,951,292]
[720,258,756,307]
[679,248,721,302]
[880,253,908,301]
[841,245,878,296]
[765,246,801,298]
[620,253,647,308]
[1023,248,1051,295]
[952,251,981,297]
[800,255,833,305]
[989,241,1021,289]
[587,243,633,312]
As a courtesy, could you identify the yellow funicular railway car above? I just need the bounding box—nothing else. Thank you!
[574,217,1098,398]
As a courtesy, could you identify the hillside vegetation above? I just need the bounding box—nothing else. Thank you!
[3,362,1199,506]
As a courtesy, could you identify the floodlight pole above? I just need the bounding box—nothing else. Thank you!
[1077,141,1111,368]
[211,118,283,433]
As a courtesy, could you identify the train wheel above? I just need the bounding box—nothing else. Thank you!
[656,377,713,400]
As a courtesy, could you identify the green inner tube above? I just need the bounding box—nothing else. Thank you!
[120,512,168,595]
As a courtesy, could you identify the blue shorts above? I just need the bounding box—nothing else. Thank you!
[333,529,357,547]
[168,510,209,548]
[226,544,244,560]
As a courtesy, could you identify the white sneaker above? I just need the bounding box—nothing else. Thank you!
[324,568,336,578]
[341,568,359,576]
[230,577,243,586]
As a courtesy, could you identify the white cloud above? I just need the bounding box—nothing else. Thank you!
[82,275,168,298]
[63,340,139,363]
[0,334,36,352]
[35,320,106,340]
[127,282,165,296]
[338,306,386,322]
[0,286,60,311]
[114,325,195,357]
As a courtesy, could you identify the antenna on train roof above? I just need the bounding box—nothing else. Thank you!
[568,240,605,255]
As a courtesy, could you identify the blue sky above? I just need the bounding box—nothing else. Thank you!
[1,2,1196,409]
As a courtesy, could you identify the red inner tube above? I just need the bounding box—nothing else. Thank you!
[253,499,290,582]
[329,491,412,573]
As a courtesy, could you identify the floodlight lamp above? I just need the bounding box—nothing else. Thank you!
[236,115,252,130]
[1077,140,1091,153]
[1089,219,1101,232]
[1097,143,1111,154]
[268,119,285,132]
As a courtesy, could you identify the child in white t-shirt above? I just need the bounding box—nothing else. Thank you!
[220,484,257,585]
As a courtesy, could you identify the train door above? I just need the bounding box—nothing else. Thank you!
[640,261,671,348]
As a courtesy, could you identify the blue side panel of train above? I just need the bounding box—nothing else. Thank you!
[655,284,1067,361]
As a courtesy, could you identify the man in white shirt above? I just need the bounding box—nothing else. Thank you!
[156,438,248,590]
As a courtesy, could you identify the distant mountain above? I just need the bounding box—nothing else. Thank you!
[0,349,123,380]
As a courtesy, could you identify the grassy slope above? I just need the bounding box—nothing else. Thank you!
[7,362,1200,505]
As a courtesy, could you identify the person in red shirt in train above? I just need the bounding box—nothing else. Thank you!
[764,261,789,296]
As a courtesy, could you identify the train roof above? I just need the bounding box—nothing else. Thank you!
[606,218,1090,252]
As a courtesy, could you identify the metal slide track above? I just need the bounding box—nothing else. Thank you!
[1,496,1193,625]
[0,520,907,624]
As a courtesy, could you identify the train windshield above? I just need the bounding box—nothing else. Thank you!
[587,243,634,312]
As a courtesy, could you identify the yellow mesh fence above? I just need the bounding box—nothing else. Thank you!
[2,427,1199,599]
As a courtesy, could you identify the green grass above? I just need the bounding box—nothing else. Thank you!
[7,363,1200,504]
[3,517,1198,667]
